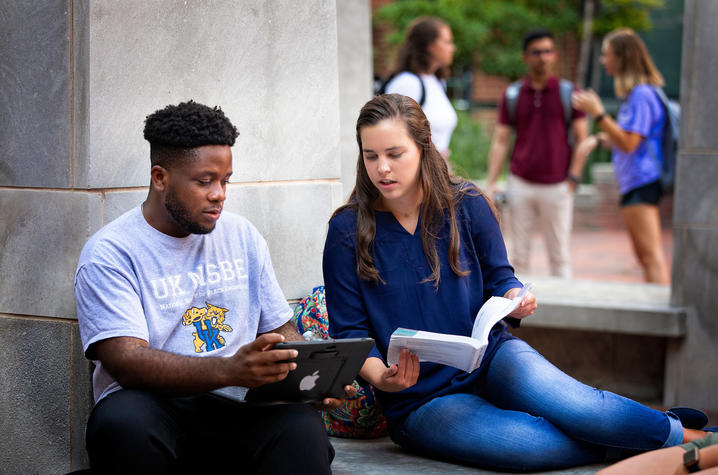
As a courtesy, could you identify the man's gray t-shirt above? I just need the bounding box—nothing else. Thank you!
[75,205,292,402]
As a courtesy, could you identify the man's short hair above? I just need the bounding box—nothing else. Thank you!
[143,100,239,168]
[522,28,554,51]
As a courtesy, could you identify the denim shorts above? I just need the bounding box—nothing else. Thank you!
[620,180,662,207]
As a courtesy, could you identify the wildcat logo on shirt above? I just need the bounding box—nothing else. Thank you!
[182,302,233,353]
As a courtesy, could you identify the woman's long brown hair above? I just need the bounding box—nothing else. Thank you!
[331,94,484,288]
[392,16,451,79]
[604,28,664,98]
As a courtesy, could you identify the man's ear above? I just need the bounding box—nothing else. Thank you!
[150,165,169,192]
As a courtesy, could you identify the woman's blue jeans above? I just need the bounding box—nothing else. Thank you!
[391,339,683,471]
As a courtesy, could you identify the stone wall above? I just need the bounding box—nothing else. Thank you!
[0,1,371,472]
[336,0,373,198]
[667,0,718,413]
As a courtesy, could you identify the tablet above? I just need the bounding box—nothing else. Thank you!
[212,337,374,404]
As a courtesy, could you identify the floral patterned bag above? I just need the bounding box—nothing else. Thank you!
[292,286,387,438]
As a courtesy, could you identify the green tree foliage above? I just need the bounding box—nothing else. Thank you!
[448,111,493,180]
[593,0,664,34]
[375,0,664,79]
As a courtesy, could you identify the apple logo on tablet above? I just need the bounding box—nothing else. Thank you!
[300,370,320,391]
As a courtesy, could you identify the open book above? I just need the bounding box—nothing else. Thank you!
[386,283,533,372]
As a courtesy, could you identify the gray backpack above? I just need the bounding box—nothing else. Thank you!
[650,86,680,192]
[505,78,574,128]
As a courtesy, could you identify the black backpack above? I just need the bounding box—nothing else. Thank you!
[374,71,426,107]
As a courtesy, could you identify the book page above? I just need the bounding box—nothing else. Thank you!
[387,328,481,372]
[470,283,533,343]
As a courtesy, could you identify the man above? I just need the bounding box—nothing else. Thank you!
[487,29,589,278]
[75,101,348,473]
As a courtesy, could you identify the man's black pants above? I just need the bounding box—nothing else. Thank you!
[86,389,334,474]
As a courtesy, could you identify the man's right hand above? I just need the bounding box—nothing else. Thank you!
[92,334,300,396]
[486,183,501,202]
[227,333,299,388]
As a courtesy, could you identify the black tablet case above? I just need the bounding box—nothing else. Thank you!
[235,338,374,403]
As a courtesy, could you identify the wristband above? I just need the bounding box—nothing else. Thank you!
[684,446,701,473]
[595,112,607,124]
[567,174,581,185]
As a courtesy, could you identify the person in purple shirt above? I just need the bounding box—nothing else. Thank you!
[323,93,709,471]
[573,28,670,283]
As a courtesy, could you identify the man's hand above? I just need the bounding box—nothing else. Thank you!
[92,333,300,395]
[226,333,299,388]
[487,124,512,198]
[486,183,502,202]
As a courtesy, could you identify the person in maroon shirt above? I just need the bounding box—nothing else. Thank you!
[487,29,589,278]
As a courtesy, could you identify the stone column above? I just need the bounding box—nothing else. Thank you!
[336,0,373,198]
[667,0,718,413]
[0,1,346,471]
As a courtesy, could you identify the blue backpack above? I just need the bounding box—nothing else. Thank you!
[651,86,680,193]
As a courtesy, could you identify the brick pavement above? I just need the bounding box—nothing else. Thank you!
[510,227,674,283]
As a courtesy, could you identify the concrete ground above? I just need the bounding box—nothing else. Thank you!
[330,436,607,474]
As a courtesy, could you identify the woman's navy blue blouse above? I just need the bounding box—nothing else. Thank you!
[322,188,522,428]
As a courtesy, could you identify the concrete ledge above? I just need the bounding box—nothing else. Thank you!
[330,436,606,474]
[522,277,687,337]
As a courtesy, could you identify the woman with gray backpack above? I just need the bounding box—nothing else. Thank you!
[573,27,674,284]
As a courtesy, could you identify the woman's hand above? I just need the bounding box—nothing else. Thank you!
[572,89,605,118]
[504,287,537,319]
[379,349,420,392]
[575,134,601,162]
[574,92,641,153]
[360,351,420,393]
[595,132,611,148]
[314,383,359,411]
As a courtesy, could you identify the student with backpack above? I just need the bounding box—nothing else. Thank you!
[573,28,672,283]
[486,28,589,279]
[379,16,457,161]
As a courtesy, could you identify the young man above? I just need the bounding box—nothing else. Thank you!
[75,101,347,474]
[487,29,589,278]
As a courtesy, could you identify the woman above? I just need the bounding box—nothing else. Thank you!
[322,93,709,471]
[573,28,670,283]
[383,16,457,159]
